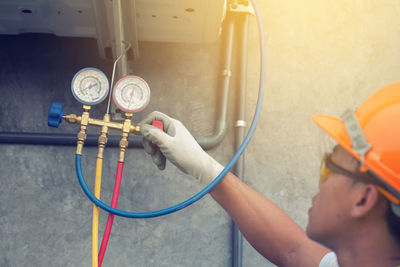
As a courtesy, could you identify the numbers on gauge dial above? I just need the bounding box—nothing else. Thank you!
[113,76,150,113]
[71,68,109,105]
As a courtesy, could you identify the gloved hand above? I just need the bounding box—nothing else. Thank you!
[139,111,224,186]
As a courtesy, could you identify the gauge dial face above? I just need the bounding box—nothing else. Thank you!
[71,68,109,105]
[113,75,151,113]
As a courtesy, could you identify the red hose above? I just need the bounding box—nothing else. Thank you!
[98,161,124,266]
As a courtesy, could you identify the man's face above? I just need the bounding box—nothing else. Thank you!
[306,145,359,248]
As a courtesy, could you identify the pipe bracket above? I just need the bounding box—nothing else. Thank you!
[235,120,246,128]
[221,69,232,77]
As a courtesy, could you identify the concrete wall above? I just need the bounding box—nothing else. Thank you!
[1,1,400,266]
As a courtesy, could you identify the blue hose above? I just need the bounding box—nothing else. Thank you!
[75,0,266,218]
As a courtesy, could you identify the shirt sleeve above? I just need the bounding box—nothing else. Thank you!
[319,252,339,267]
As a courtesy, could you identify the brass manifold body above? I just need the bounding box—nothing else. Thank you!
[64,105,141,162]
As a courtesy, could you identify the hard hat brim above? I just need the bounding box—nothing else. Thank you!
[312,114,355,158]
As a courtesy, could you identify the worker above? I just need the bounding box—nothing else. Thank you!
[139,82,400,267]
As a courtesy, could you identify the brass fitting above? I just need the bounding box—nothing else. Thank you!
[81,105,90,125]
[122,115,133,134]
[119,138,129,149]
[98,135,108,145]
[118,113,133,162]
[63,114,80,124]
[131,125,141,135]
[62,111,142,135]
[77,132,87,140]
[76,105,91,155]
[97,114,110,159]
[65,106,143,156]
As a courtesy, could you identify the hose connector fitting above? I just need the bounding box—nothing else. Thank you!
[118,113,133,162]
[97,114,110,159]
[76,105,91,155]
[63,114,80,124]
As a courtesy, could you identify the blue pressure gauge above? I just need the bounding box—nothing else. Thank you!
[71,68,109,105]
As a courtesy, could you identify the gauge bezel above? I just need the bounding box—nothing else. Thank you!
[112,75,151,113]
[71,67,110,105]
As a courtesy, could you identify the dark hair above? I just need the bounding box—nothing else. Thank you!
[385,201,400,245]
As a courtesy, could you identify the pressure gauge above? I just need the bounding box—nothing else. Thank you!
[112,75,151,113]
[71,68,109,105]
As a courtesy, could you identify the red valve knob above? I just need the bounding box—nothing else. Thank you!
[151,120,164,147]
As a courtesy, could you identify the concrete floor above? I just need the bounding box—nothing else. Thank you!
[1,1,400,266]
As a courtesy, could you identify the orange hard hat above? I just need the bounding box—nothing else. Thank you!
[313,82,400,205]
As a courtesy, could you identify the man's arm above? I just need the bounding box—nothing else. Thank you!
[139,111,330,267]
[210,172,330,267]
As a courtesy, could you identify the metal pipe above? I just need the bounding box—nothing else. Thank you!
[195,16,235,150]
[91,0,109,59]
[113,0,128,78]
[232,13,249,267]
[0,132,143,148]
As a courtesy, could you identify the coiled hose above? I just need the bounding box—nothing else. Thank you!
[75,0,266,218]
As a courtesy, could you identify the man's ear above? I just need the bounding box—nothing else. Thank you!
[351,184,381,218]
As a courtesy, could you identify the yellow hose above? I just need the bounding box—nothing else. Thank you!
[92,157,103,267]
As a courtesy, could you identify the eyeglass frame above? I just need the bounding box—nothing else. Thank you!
[320,153,400,204]
[320,153,378,184]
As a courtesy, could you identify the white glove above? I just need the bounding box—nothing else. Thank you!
[139,111,224,186]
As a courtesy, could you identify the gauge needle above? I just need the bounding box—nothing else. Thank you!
[128,88,135,108]
[84,83,97,98]
[85,83,97,91]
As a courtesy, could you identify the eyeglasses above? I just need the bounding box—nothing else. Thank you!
[320,153,365,183]
[320,153,400,204]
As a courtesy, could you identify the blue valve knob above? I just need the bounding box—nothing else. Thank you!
[48,102,64,128]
